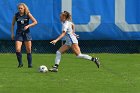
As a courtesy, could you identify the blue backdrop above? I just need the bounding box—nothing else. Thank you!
[0,0,140,40]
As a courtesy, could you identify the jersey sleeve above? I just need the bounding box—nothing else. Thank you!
[62,22,69,32]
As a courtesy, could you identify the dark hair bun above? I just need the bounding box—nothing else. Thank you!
[64,11,71,19]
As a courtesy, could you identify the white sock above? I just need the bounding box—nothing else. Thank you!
[55,51,61,65]
[77,53,92,60]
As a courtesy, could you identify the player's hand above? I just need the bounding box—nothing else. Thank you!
[24,25,29,30]
[73,33,79,38]
[50,40,57,45]
[11,34,14,40]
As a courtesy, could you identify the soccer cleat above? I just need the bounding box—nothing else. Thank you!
[28,65,33,68]
[92,57,100,68]
[49,66,58,72]
[18,64,23,68]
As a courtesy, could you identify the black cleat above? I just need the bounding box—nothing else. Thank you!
[49,66,58,72]
[92,57,100,68]
[18,64,23,68]
[28,65,33,68]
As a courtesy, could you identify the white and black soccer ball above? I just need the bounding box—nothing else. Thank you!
[38,65,48,73]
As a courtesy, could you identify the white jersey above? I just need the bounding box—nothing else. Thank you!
[62,21,78,46]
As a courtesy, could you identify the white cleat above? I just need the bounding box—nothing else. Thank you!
[49,66,58,72]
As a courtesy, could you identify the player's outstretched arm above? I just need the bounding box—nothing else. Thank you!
[50,31,66,45]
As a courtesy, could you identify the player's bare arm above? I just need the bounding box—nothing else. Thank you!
[50,31,66,45]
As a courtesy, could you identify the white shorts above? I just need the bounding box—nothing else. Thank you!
[65,34,78,46]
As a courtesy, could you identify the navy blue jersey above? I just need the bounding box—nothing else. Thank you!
[15,12,30,34]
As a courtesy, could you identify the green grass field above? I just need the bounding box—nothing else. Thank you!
[0,53,140,93]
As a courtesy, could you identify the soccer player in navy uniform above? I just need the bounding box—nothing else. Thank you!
[11,3,37,68]
[49,11,100,72]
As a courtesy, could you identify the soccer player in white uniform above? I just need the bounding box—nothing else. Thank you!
[49,11,100,72]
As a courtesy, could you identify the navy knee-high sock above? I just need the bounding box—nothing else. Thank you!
[27,53,32,66]
[16,52,22,65]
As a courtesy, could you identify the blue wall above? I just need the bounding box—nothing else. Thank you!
[0,0,140,40]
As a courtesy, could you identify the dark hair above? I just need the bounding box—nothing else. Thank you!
[63,11,72,21]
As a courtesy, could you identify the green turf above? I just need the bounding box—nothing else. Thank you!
[0,53,140,93]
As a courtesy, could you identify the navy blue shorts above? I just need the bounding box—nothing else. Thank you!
[15,33,32,41]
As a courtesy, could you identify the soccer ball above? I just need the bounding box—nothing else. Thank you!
[38,65,48,73]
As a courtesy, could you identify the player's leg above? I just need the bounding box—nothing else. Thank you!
[15,41,23,67]
[49,44,70,72]
[71,44,100,68]
[24,41,32,68]
[55,44,70,66]
[71,44,92,60]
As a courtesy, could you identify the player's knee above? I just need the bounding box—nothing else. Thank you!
[16,48,21,52]
[26,48,31,53]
